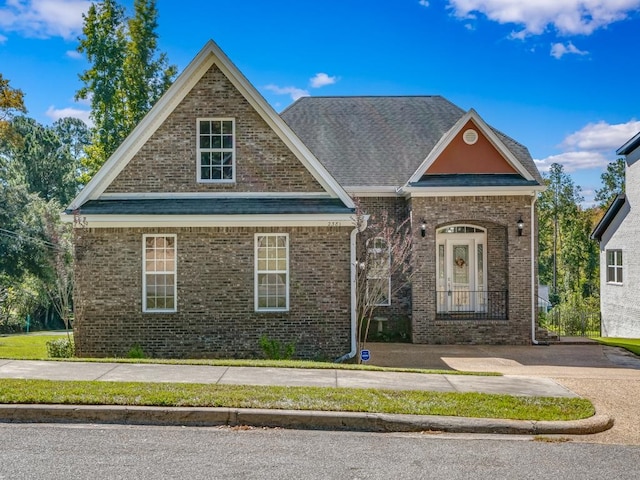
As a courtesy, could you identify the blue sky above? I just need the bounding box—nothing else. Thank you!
[1,0,639,205]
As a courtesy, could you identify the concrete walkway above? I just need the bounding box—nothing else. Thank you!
[0,359,578,397]
[0,356,615,435]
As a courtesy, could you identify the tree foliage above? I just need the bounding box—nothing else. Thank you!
[594,158,625,209]
[537,163,599,304]
[0,73,26,143]
[76,0,176,182]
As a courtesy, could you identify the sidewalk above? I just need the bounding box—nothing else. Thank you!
[0,359,613,435]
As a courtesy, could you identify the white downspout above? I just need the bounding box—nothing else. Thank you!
[336,215,368,363]
[531,194,540,345]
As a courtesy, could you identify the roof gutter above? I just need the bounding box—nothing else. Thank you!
[336,214,369,363]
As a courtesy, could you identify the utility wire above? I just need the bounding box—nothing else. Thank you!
[0,227,67,252]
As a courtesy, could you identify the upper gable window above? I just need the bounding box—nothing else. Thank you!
[197,119,235,183]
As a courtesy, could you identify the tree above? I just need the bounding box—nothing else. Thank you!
[537,163,583,302]
[594,158,625,209]
[76,0,176,182]
[354,204,413,360]
[5,117,86,205]
[0,73,26,144]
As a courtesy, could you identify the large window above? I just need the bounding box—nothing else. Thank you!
[367,237,391,306]
[143,235,177,312]
[197,118,235,182]
[606,249,623,284]
[255,234,289,311]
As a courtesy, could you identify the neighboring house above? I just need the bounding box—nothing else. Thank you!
[63,40,545,359]
[591,132,640,338]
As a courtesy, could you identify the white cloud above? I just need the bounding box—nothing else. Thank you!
[534,151,609,173]
[534,119,640,173]
[561,120,640,151]
[65,49,82,59]
[309,72,337,88]
[46,105,91,126]
[550,41,589,59]
[0,0,91,40]
[264,84,310,101]
[0,33,7,43]
[418,0,430,7]
[447,0,640,36]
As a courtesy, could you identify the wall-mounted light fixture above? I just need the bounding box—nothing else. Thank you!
[517,216,524,236]
[421,220,426,238]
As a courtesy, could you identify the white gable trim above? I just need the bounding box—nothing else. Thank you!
[61,213,355,228]
[68,40,354,211]
[406,109,535,185]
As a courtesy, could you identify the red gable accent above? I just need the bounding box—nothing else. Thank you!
[426,120,517,175]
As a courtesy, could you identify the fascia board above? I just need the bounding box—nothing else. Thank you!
[405,109,535,186]
[67,39,354,211]
[60,213,355,228]
[402,185,544,197]
[344,186,401,197]
[616,132,640,156]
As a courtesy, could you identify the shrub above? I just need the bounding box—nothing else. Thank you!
[46,338,75,358]
[259,335,295,360]
[127,344,145,359]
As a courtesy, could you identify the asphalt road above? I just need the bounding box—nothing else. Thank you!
[0,424,637,480]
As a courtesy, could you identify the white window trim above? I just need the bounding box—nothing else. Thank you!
[196,117,236,184]
[142,234,177,313]
[367,237,391,307]
[606,249,623,284]
[255,233,290,312]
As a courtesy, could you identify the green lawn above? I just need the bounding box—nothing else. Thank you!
[0,332,596,422]
[0,378,594,421]
[0,332,495,376]
[0,333,70,359]
[594,337,640,356]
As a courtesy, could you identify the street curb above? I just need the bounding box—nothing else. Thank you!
[0,405,614,435]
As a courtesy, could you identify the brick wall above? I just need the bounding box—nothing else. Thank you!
[105,64,324,194]
[409,195,535,344]
[73,226,352,359]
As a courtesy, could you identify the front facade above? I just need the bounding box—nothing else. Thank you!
[591,132,640,338]
[65,40,545,359]
[282,97,544,345]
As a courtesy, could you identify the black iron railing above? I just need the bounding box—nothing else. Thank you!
[435,290,508,320]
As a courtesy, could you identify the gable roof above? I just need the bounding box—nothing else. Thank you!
[280,96,543,188]
[67,40,354,211]
[617,132,640,156]
[591,194,626,242]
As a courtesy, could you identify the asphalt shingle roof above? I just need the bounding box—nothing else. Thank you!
[71,198,353,216]
[281,96,543,187]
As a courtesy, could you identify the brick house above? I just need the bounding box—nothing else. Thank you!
[591,132,640,338]
[63,40,545,359]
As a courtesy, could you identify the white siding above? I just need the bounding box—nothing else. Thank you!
[599,144,640,337]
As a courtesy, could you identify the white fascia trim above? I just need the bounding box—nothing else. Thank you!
[67,40,354,211]
[61,213,355,228]
[99,191,332,199]
[406,109,535,185]
[402,186,544,197]
[344,186,402,197]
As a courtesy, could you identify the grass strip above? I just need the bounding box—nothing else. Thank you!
[0,334,498,376]
[0,379,594,421]
[594,337,640,356]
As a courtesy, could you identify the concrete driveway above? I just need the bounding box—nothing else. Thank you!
[369,342,640,445]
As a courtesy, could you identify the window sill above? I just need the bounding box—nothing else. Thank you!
[197,179,236,184]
